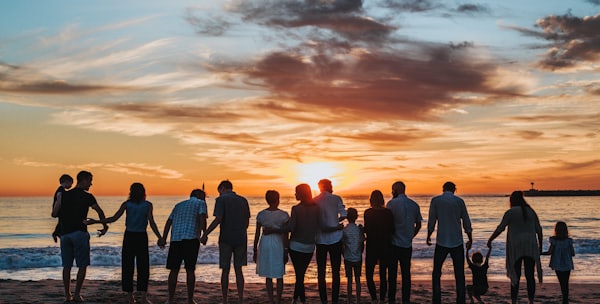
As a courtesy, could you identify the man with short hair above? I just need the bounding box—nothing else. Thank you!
[159,189,208,304]
[386,181,422,304]
[201,180,250,304]
[54,170,108,303]
[314,178,347,304]
[427,181,473,304]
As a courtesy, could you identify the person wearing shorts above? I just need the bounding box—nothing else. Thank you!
[159,189,207,304]
[201,180,250,304]
[55,170,108,303]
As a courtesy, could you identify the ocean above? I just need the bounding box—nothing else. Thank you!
[1,195,599,284]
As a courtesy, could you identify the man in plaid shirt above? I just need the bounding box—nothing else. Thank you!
[159,189,207,304]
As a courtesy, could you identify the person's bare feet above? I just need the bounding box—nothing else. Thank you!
[72,294,84,302]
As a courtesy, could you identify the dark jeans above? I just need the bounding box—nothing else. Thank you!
[122,231,149,292]
[365,248,391,302]
[510,256,535,302]
[316,242,342,304]
[388,246,412,304]
[556,270,570,304]
[289,249,313,302]
[432,244,465,304]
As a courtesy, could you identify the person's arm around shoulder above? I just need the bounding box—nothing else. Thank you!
[147,202,162,241]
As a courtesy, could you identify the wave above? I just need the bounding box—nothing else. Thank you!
[0,245,221,270]
[3,238,600,270]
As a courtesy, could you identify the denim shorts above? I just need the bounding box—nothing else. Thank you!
[60,230,91,268]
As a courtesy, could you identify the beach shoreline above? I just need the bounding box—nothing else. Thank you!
[1,279,599,304]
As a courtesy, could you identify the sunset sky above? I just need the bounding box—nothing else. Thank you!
[1,1,599,197]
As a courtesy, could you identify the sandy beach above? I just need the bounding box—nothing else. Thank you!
[1,279,598,304]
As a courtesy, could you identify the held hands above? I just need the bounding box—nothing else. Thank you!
[487,239,493,248]
[200,234,208,245]
[426,236,432,246]
[97,224,108,237]
[157,238,166,249]
[465,240,472,250]
[253,248,257,263]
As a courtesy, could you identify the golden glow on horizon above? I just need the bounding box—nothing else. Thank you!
[296,162,340,192]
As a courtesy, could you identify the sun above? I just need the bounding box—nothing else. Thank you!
[295,162,340,192]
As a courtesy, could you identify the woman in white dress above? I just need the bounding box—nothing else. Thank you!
[253,190,290,304]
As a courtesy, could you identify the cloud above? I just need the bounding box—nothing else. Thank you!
[206,41,526,121]
[523,13,600,70]
[12,158,184,179]
[229,0,395,42]
[381,0,442,12]
[100,163,184,179]
[514,130,544,140]
[185,7,234,36]
[455,3,490,15]
[552,159,600,171]
[0,79,131,94]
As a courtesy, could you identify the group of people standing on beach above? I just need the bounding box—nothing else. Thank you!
[52,171,575,304]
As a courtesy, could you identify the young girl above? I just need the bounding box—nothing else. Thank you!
[542,221,575,304]
[466,247,491,304]
[253,190,290,304]
[86,183,162,304]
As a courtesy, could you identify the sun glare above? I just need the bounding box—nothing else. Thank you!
[296,162,340,192]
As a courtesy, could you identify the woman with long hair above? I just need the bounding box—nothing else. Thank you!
[288,184,320,304]
[87,183,162,304]
[488,191,543,304]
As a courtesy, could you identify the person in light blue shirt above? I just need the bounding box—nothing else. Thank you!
[386,181,422,304]
[88,182,162,304]
[427,181,473,304]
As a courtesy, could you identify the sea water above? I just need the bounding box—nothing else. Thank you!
[1,195,599,283]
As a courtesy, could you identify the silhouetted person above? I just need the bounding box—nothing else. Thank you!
[364,190,394,304]
[427,181,473,304]
[201,180,250,304]
[466,247,491,304]
[288,183,320,304]
[386,181,422,304]
[488,191,542,304]
[159,189,207,304]
[314,179,347,304]
[542,221,575,304]
[53,170,108,303]
[51,174,73,243]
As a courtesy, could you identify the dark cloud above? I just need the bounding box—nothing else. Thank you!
[230,0,394,42]
[587,0,600,5]
[0,80,127,94]
[533,13,600,70]
[185,8,233,36]
[207,41,522,121]
[105,102,244,122]
[455,3,490,15]
[381,0,442,12]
